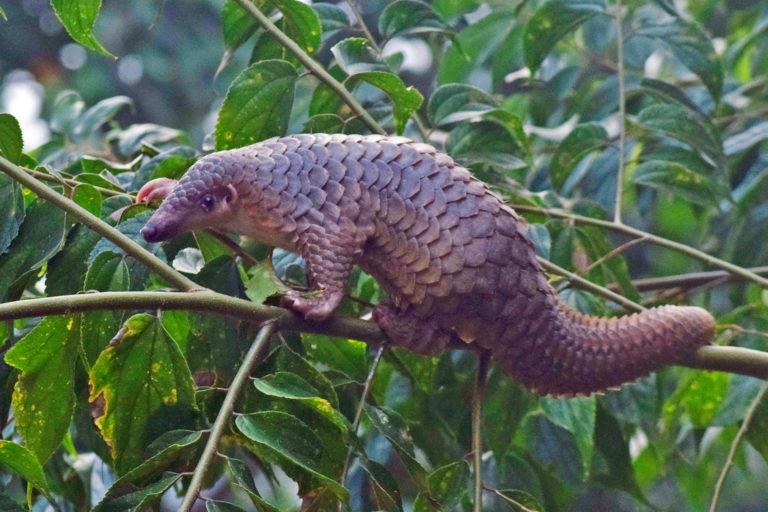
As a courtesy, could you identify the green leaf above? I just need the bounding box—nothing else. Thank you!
[303,113,345,134]
[236,411,349,500]
[50,0,113,57]
[112,123,190,157]
[446,121,527,171]
[428,83,497,125]
[0,199,67,301]
[631,160,723,206]
[550,123,608,191]
[0,441,49,492]
[118,429,202,484]
[254,372,351,433]
[331,37,388,74]
[379,0,450,41]
[227,457,281,511]
[272,0,322,55]
[353,71,423,134]
[312,3,349,34]
[524,0,606,74]
[438,10,516,84]
[678,371,730,429]
[50,90,86,134]
[222,0,258,50]
[72,96,133,143]
[427,461,469,509]
[540,395,596,476]
[303,334,368,383]
[0,7,6,22]
[637,18,723,100]
[72,183,103,217]
[591,405,644,503]
[93,471,179,512]
[81,251,130,366]
[743,385,768,469]
[46,225,101,296]
[364,404,427,488]
[5,315,77,464]
[356,456,403,511]
[215,60,297,151]
[131,146,197,189]
[0,113,23,164]
[244,260,289,305]
[89,314,196,474]
[632,78,706,117]
[0,172,25,256]
[493,489,544,511]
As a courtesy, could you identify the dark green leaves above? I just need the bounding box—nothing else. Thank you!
[0,113,23,164]
[236,411,348,500]
[5,316,78,464]
[215,60,297,150]
[0,441,49,492]
[379,0,451,41]
[524,0,607,74]
[272,0,322,55]
[51,0,112,56]
[331,38,424,134]
[550,123,608,191]
[636,17,723,100]
[89,314,196,474]
[0,199,67,301]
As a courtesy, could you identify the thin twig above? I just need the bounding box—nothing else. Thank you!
[345,0,381,53]
[537,256,644,312]
[487,487,538,512]
[709,382,768,512]
[232,0,385,135]
[613,0,626,224]
[612,266,768,292]
[178,321,277,512]
[0,155,199,291]
[510,204,768,289]
[343,0,431,142]
[582,236,647,274]
[472,352,490,512]
[26,169,129,197]
[338,346,385,510]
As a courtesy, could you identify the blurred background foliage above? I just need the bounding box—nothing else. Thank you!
[3,0,768,511]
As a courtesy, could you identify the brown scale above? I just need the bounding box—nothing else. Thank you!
[140,134,716,395]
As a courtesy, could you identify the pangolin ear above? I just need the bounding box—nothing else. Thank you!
[225,184,238,203]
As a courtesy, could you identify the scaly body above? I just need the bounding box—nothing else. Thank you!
[140,133,715,395]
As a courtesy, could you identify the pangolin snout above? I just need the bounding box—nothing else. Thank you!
[141,213,179,243]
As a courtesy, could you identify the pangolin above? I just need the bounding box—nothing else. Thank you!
[138,133,715,395]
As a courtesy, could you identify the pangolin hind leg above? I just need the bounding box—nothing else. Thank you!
[372,303,452,354]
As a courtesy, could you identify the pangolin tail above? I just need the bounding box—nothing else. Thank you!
[499,303,716,395]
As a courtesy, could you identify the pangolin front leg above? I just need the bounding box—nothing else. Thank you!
[372,304,451,355]
[282,223,363,321]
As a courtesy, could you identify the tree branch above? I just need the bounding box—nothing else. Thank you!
[0,155,199,292]
[511,204,768,289]
[178,321,277,512]
[0,291,765,391]
[472,352,490,512]
[232,0,386,135]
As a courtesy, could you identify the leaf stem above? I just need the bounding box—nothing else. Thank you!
[178,321,277,512]
[0,156,199,292]
[472,352,490,512]
[511,204,768,289]
[613,0,626,224]
[231,0,386,135]
[339,345,385,507]
[709,382,768,512]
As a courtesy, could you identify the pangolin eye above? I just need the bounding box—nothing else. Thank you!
[200,194,215,212]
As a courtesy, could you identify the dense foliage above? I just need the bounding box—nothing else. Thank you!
[2,0,768,510]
